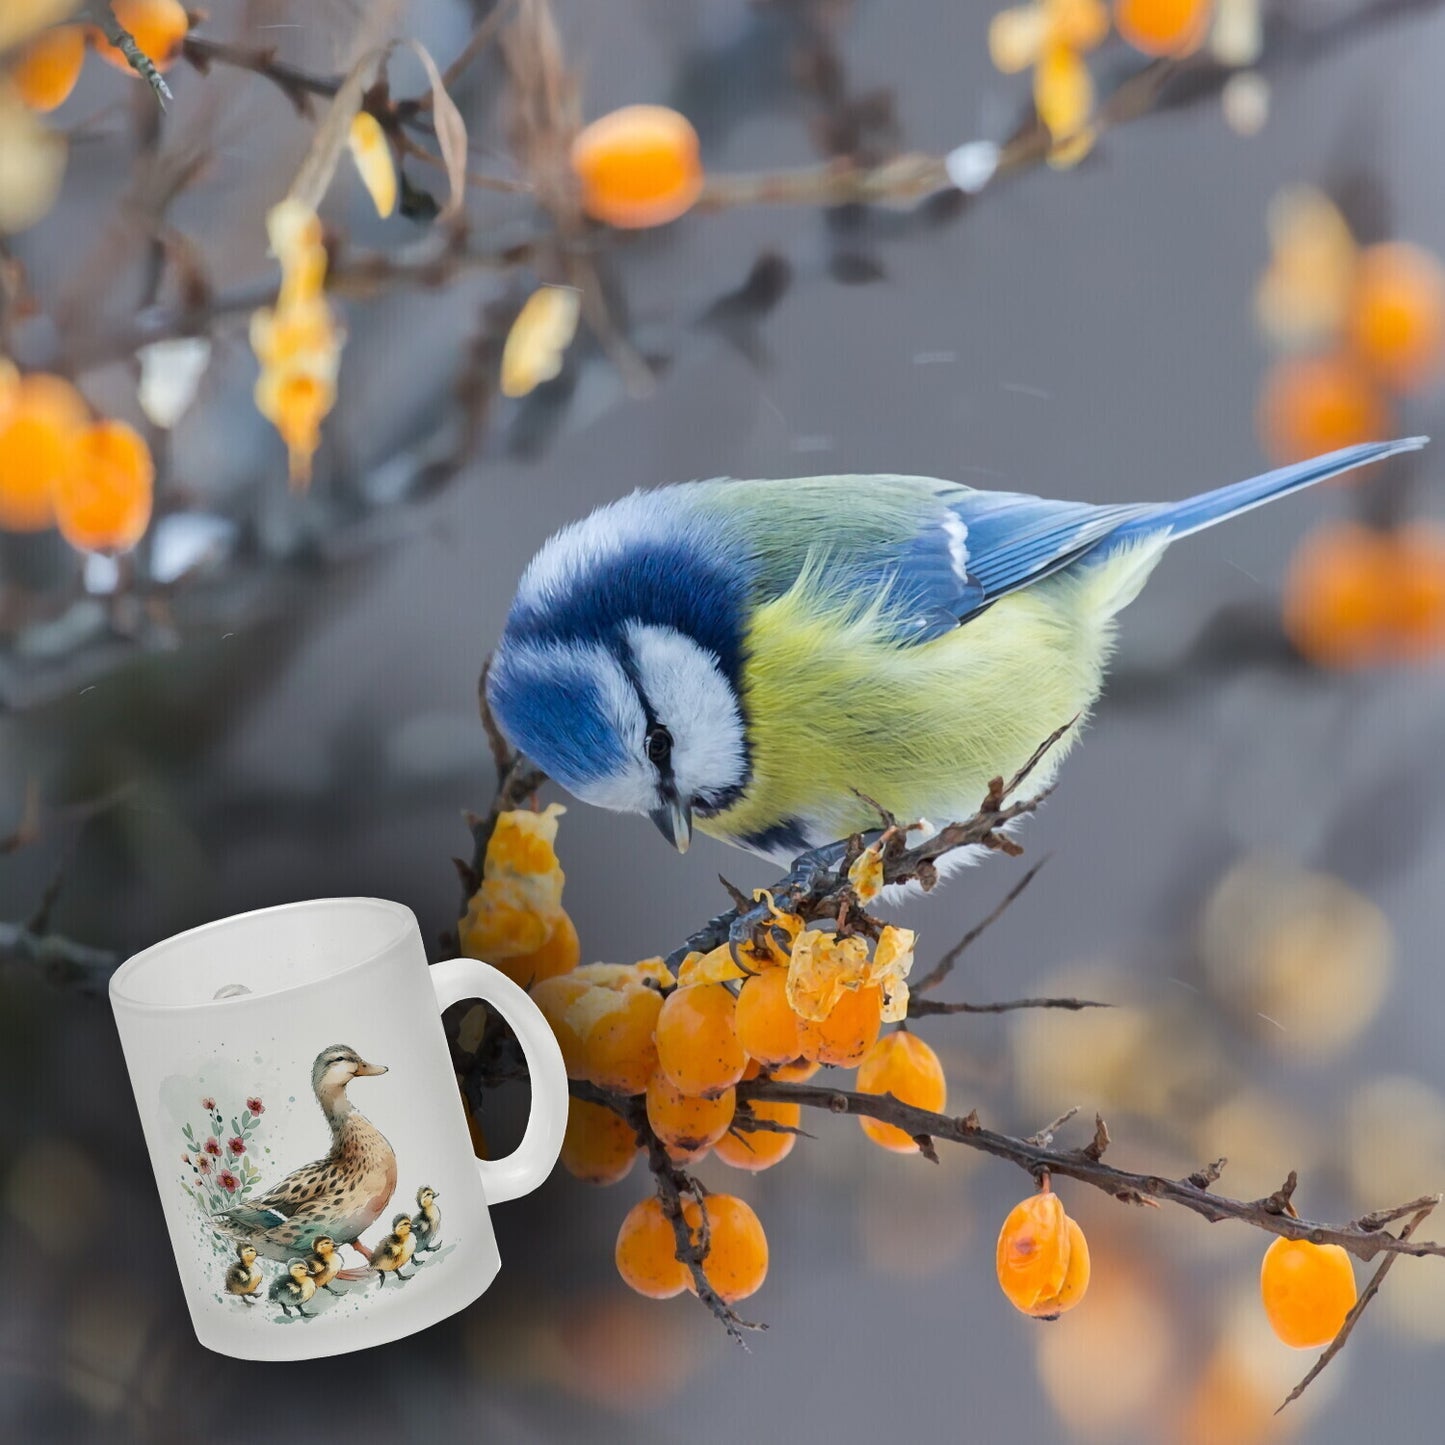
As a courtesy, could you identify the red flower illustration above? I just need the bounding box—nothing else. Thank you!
[181,1153,190,1164]
[203,1137,222,1157]
[217,1170,240,1193]
[227,1136,246,1156]
[201,1097,216,1111]
[198,1156,212,1174]
[246,1097,264,1115]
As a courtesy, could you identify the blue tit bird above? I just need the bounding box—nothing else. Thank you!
[486,439,1425,873]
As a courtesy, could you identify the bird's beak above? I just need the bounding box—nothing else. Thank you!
[355,1060,388,1076]
[650,794,693,854]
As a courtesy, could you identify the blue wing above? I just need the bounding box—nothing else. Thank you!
[889,439,1425,645]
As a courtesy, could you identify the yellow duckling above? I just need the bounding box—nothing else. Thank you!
[269,1258,317,1317]
[369,1213,416,1285]
[224,1242,262,1304]
[305,1236,343,1293]
[411,1186,441,1253]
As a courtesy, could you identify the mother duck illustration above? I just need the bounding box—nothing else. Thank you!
[214,1045,397,1262]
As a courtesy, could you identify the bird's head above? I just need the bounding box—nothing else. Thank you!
[487,491,752,853]
[237,1243,257,1265]
[287,1259,310,1282]
[393,1214,412,1236]
[311,1045,387,1096]
[417,1186,438,1207]
[312,1237,335,1259]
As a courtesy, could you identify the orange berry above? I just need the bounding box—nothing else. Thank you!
[493,910,581,989]
[741,1056,762,1081]
[1114,0,1212,57]
[615,1196,688,1299]
[0,372,88,532]
[768,1057,820,1083]
[1260,1237,1356,1349]
[680,1194,768,1303]
[1257,352,1391,466]
[561,1097,638,1185]
[735,967,802,1067]
[12,26,85,112]
[646,1071,735,1153]
[531,974,591,1078]
[1391,523,1445,659]
[575,981,663,1096]
[1282,522,1394,668]
[713,1100,799,1171]
[855,1031,947,1153]
[570,104,704,230]
[52,419,154,553]
[1347,241,1445,393]
[93,0,189,74]
[665,1140,710,1165]
[996,1189,1091,1319]
[655,983,747,1098]
[797,985,882,1067]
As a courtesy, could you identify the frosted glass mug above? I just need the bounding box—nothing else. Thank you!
[109,897,567,1361]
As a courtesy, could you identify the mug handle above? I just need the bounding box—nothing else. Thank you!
[429,957,568,1205]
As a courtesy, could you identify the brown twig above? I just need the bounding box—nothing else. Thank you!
[441,0,520,91]
[909,993,1111,1017]
[1277,1196,1440,1412]
[0,921,119,994]
[737,1078,1445,1265]
[911,857,1049,994]
[456,660,547,911]
[668,720,1073,972]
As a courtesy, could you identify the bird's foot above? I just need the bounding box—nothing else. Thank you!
[726,837,863,955]
[397,1268,417,1281]
[324,1283,343,1294]
[350,1241,373,1262]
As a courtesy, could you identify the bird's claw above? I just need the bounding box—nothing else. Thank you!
[725,837,862,955]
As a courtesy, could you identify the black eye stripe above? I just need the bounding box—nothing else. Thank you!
[645,726,673,765]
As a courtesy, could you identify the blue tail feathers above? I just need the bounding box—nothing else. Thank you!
[1113,438,1428,545]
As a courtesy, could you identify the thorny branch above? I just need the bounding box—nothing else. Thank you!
[911,857,1049,995]
[738,1077,1445,1271]
[0,920,118,994]
[665,720,1074,973]
[1277,1198,1438,1413]
[909,994,1110,1017]
[569,1079,765,1342]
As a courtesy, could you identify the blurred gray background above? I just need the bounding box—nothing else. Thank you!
[4,1,1445,1441]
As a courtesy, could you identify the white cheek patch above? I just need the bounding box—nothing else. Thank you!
[625,623,747,806]
[565,645,658,815]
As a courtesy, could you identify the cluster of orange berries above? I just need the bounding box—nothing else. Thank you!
[989,0,1218,165]
[463,808,1370,1343]
[460,817,951,1302]
[1256,190,1445,465]
[0,363,154,552]
[7,0,189,112]
[1253,189,1445,667]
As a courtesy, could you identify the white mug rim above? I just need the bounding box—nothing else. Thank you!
[109,896,418,1015]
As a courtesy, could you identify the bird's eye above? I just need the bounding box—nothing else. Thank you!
[645,726,673,766]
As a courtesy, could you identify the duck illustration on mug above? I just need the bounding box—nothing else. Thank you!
[179,1045,449,1321]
